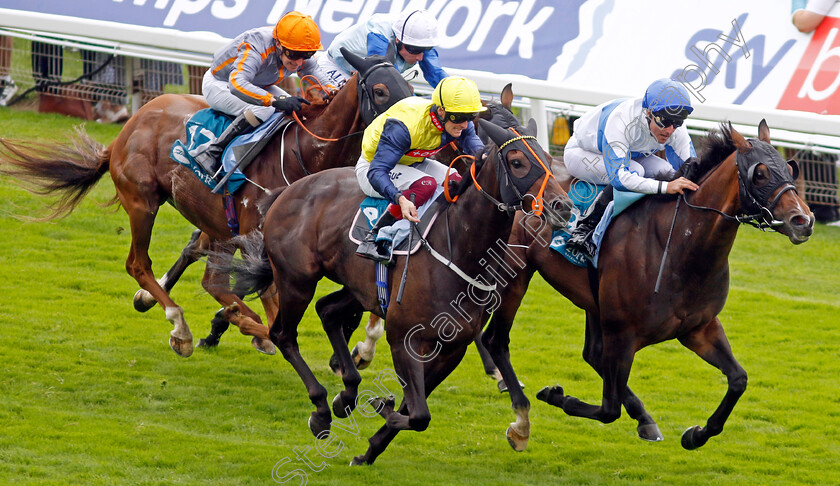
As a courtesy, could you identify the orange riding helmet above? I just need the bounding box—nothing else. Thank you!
[273,11,324,51]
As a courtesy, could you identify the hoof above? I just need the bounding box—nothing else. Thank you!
[328,353,341,377]
[308,413,331,438]
[351,345,372,370]
[498,379,525,394]
[681,425,703,450]
[350,456,369,466]
[197,335,220,348]
[367,396,395,418]
[332,393,353,419]
[637,423,664,442]
[536,385,565,407]
[133,289,156,312]
[169,335,193,358]
[506,425,529,451]
[251,336,276,355]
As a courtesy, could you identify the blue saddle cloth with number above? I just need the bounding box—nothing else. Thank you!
[550,180,644,267]
[169,109,288,194]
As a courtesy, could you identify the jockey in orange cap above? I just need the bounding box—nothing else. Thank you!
[196,11,326,178]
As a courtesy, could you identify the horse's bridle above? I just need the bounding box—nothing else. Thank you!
[454,127,554,216]
[682,139,798,230]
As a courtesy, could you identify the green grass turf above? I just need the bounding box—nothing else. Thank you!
[0,106,839,485]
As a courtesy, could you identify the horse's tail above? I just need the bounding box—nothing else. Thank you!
[210,230,275,298]
[0,127,111,220]
[256,186,289,219]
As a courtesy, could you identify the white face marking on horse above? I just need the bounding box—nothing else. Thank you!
[242,198,250,208]
[684,229,693,238]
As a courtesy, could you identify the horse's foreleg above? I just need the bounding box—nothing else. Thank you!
[351,315,384,370]
[538,329,632,425]
[581,311,662,441]
[134,229,207,312]
[124,206,193,357]
[678,317,747,450]
[315,288,365,419]
[202,245,275,354]
[350,401,406,466]
[483,266,534,450]
[270,282,331,438]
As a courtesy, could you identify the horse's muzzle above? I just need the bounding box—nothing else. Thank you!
[785,211,815,244]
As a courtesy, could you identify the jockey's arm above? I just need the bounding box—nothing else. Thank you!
[368,119,412,204]
[366,32,390,56]
[603,142,661,194]
[458,122,485,157]
[229,44,274,107]
[418,50,448,89]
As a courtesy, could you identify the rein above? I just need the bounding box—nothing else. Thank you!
[680,158,796,230]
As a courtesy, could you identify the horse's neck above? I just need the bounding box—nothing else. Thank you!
[433,157,513,274]
[294,81,365,173]
[675,153,742,258]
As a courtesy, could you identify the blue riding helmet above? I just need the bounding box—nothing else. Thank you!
[643,78,693,118]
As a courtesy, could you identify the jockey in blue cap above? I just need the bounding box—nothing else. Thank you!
[564,78,701,258]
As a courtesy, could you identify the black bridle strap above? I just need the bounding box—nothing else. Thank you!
[681,182,796,230]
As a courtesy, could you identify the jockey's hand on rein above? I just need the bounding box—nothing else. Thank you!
[272,96,310,114]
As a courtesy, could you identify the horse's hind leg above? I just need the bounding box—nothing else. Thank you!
[269,280,331,437]
[580,311,662,441]
[677,317,747,450]
[349,315,384,370]
[201,242,275,354]
[315,288,365,419]
[133,229,207,312]
[122,202,193,357]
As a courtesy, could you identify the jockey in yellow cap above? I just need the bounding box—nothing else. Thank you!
[355,76,487,262]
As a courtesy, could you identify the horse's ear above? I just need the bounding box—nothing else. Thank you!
[341,47,367,73]
[730,123,752,154]
[787,159,800,180]
[479,118,511,147]
[527,118,538,138]
[500,83,513,110]
[757,119,771,144]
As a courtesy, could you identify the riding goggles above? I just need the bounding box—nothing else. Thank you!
[281,47,316,61]
[399,41,432,55]
[445,111,478,124]
[651,110,688,129]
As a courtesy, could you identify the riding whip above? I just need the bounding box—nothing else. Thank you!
[396,194,416,304]
[654,196,681,293]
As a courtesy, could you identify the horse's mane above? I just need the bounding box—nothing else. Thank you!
[672,123,736,183]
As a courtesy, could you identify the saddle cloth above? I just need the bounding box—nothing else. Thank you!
[169,109,291,193]
[348,186,445,256]
[550,180,644,268]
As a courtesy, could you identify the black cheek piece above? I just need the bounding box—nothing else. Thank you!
[495,138,549,208]
[736,139,798,221]
[355,57,413,125]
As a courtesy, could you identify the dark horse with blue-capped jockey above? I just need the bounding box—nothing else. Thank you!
[480,120,814,452]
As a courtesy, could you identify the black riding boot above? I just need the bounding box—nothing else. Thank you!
[566,186,614,259]
[356,210,398,262]
[194,112,259,178]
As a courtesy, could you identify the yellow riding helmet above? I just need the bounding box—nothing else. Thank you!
[273,11,324,51]
[432,76,487,115]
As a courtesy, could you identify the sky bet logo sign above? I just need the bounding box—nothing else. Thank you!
[779,16,840,114]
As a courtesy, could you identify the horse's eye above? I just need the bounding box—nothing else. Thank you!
[511,159,523,169]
